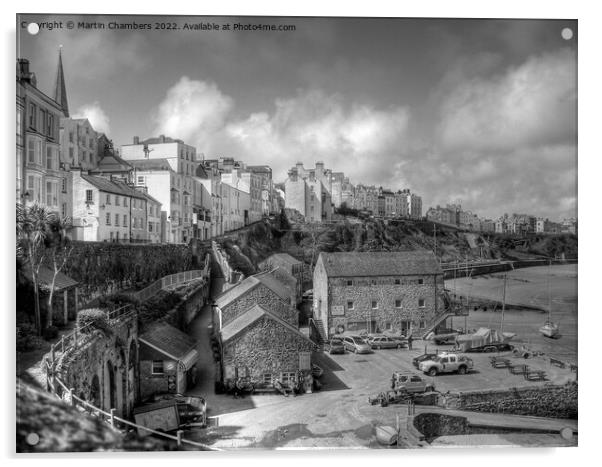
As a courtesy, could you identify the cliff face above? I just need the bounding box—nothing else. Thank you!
[217,217,577,274]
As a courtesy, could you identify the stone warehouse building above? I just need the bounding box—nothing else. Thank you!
[214,271,299,329]
[219,304,316,385]
[258,253,304,303]
[312,250,445,339]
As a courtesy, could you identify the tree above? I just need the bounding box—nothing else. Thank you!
[45,215,73,328]
[16,203,53,336]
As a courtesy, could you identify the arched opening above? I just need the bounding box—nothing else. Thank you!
[105,360,116,411]
[90,374,101,407]
[128,340,138,413]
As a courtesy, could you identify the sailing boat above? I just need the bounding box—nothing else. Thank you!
[539,260,560,338]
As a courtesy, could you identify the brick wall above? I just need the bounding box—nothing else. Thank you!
[221,285,298,327]
[222,316,315,383]
[325,274,444,336]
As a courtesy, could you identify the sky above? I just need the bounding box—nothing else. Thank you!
[17,15,577,221]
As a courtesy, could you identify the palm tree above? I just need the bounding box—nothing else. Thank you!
[44,215,73,329]
[17,203,54,335]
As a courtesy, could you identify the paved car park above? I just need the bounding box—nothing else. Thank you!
[315,340,577,395]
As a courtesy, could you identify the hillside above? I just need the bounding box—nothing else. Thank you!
[216,215,577,277]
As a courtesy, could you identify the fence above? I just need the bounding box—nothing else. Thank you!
[47,366,218,451]
[131,254,211,302]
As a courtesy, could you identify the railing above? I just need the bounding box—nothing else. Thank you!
[45,301,218,451]
[131,254,211,301]
[47,365,218,451]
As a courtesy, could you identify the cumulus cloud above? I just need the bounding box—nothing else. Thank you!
[73,102,111,135]
[153,76,234,146]
[153,82,411,187]
[437,48,576,152]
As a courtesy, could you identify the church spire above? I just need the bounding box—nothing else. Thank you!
[54,46,69,117]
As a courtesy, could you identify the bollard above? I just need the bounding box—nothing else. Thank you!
[177,430,183,447]
[110,408,116,428]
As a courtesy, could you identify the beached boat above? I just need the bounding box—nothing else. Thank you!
[540,321,560,338]
[375,425,398,445]
[540,260,560,339]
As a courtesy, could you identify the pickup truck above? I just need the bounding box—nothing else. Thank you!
[418,353,474,376]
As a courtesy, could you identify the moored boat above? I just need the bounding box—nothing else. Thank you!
[539,321,560,338]
[375,425,398,445]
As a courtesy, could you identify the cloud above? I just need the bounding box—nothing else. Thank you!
[153,82,411,187]
[437,48,576,152]
[73,102,111,135]
[153,76,234,148]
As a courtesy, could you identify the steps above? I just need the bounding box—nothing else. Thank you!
[310,319,327,345]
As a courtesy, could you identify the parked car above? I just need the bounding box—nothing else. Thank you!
[368,336,406,349]
[324,337,346,354]
[391,372,434,393]
[418,353,474,376]
[412,353,438,369]
[342,335,373,354]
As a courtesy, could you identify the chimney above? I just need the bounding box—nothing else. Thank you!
[160,134,166,143]
[17,59,30,80]
[133,136,139,145]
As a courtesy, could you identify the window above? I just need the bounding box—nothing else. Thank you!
[106,194,111,204]
[137,176,145,185]
[69,131,74,143]
[86,190,93,203]
[123,197,128,207]
[347,301,354,310]
[110,231,114,241]
[82,151,87,163]
[151,360,164,375]
[115,196,120,206]
[371,279,377,285]
[61,203,67,218]
[115,214,119,226]
[346,280,353,286]
[47,114,54,137]
[27,175,42,203]
[27,139,35,163]
[384,321,392,330]
[263,373,272,384]
[123,215,127,227]
[281,372,296,384]
[105,213,111,225]
[394,278,401,285]
[46,146,54,170]
[371,300,378,309]
[28,103,37,128]
[17,107,22,136]
[69,147,74,160]
[418,299,425,308]
[395,299,402,308]
[418,278,424,285]
[148,222,153,232]
[45,181,58,207]
[61,178,67,193]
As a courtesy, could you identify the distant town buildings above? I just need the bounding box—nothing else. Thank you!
[312,250,444,340]
[284,162,333,223]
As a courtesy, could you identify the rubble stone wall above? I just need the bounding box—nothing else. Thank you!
[325,274,445,336]
[221,285,298,327]
[441,382,578,419]
[222,316,315,382]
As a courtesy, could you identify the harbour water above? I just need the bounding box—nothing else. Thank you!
[445,264,578,363]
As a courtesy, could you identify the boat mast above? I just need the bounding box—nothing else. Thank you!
[500,272,507,333]
[547,259,552,322]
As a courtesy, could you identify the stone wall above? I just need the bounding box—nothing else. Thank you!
[325,274,445,336]
[441,382,578,419]
[222,316,315,383]
[413,413,468,442]
[138,359,178,400]
[53,313,139,418]
[221,285,298,328]
[165,279,210,330]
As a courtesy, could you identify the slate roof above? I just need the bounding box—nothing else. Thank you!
[92,153,133,172]
[140,321,198,368]
[317,250,442,277]
[24,265,78,291]
[127,158,174,172]
[215,271,293,308]
[260,253,301,268]
[220,304,313,345]
[80,175,147,200]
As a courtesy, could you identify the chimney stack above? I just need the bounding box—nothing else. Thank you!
[133,136,140,145]
[160,134,166,143]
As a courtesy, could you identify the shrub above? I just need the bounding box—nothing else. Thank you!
[77,308,112,335]
[16,324,46,352]
[43,325,59,340]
